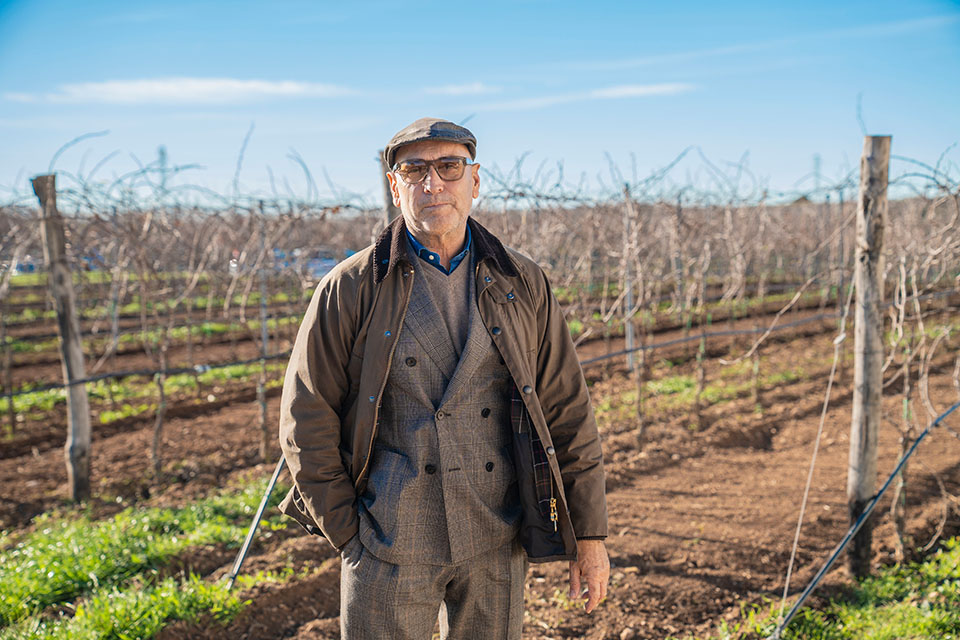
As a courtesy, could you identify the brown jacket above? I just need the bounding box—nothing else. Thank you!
[278,216,607,560]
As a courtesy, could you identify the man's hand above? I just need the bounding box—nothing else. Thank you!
[568,539,609,613]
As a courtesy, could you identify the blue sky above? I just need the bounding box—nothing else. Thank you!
[1,0,958,204]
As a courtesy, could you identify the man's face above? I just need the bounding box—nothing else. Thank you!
[387,140,480,243]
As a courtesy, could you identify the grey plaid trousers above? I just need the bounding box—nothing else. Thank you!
[339,535,527,640]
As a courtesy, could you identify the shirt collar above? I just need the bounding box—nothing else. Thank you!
[405,225,472,275]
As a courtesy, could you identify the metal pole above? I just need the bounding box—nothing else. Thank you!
[227,456,287,590]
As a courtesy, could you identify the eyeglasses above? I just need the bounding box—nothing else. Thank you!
[392,157,474,184]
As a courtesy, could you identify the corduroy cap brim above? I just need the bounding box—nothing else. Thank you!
[383,118,477,168]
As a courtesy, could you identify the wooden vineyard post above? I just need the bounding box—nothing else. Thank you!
[636,331,651,449]
[379,152,401,225]
[257,201,271,464]
[2,302,15,436]
[33,174,92,501]
[847,135,890,578]
[695,313,709,431]
[623,185,636,372]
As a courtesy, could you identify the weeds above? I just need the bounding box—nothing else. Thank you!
[0,478,288,626]
[674,537,960,639]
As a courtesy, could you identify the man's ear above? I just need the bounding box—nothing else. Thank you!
[386,171,402,207]
[471,164,480,199]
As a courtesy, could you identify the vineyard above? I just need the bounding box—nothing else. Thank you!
[1,146,959,639]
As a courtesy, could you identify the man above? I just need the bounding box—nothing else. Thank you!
[278,117,608,639]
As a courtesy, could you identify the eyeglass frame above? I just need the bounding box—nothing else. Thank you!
[391,156,476,184]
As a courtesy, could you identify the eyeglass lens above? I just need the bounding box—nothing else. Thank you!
[396,157,468,183]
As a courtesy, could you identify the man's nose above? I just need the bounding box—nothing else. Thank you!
[421,166,445,193]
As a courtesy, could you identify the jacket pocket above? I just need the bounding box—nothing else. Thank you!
[279,486,325,537]
[358,446,413,528]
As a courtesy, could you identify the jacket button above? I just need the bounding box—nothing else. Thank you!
[491,326,502,336]
[368,396,376,403]
[481,407,491,418]
[484,275,492,283]
[506,292,515,300]
[546,446,556,456]
[436,411,444,420]
[405,357,417,367]
[485,461,494,472]
[384,330,392,337]
[425,464,437,474]
[522,385,533,394]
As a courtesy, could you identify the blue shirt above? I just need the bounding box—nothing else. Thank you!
[406,226,472,275]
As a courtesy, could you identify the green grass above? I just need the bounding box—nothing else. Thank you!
[0,477,289,627]
[593,366,804,430]
[674,537,960,640]
[654,369,802,411]
[0,575,248,640]
[568,319,584,337]
[4,316,299,358]
[1,362,285,423]
[4,286,308,326]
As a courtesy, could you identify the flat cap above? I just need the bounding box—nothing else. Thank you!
[383,117,477,168]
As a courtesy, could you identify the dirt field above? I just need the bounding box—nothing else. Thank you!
[3,319,959,639]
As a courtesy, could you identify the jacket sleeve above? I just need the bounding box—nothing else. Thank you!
[534,269,608,539]
[278,268,362,549]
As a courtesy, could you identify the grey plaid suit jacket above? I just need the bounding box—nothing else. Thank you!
[357,250,522,565]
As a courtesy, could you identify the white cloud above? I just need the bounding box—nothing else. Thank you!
[589,83,693,99]
[424,82,502,96]
[4,78,355,105]
[565,14,960,72]
[478,82,694,112]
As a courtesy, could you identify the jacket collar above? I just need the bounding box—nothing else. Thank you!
[373,215,519,283]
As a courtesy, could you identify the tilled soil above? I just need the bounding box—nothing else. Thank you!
[2,326,959,639]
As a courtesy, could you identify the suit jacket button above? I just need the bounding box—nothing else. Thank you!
[425,464,437,474]
[481,407,491,418]
[485,461,494,472]
[546,446,556,456]
[522,385,533,394]
[405,357,417,367]
[491,326,502,336]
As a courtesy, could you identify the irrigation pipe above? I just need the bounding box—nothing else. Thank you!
[766,399,960,640]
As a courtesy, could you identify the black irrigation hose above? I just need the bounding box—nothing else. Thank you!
[767,399,960,640]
